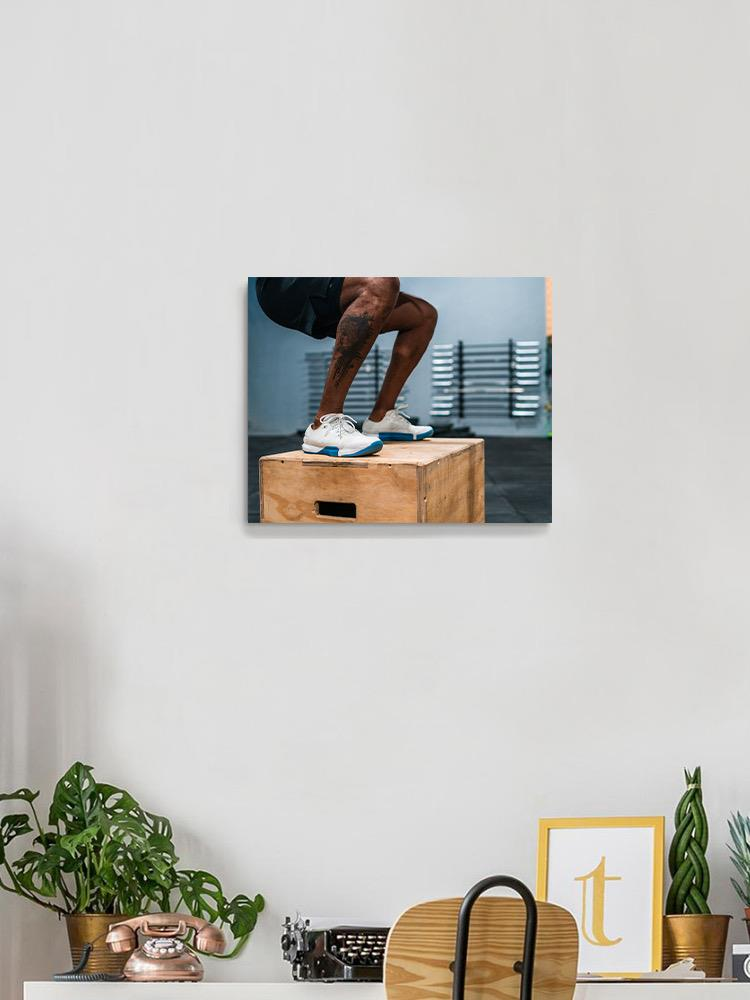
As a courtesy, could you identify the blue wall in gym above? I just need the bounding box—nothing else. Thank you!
[248,276,548,436]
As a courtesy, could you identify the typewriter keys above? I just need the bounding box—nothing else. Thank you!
[282,916,389,981]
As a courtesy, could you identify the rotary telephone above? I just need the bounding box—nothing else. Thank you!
[105,912,225,982]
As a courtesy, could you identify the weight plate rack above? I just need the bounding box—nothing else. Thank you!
[305,345,407,422]
[430,339,543,424]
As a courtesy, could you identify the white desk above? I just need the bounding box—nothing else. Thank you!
[23,985,750,1000]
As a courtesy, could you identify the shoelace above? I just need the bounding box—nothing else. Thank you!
[320,413,357,437]
[394,403,412,423]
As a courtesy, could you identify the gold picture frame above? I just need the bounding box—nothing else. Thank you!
[536,816,664,976]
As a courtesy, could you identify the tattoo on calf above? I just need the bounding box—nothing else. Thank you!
[330,312,376,387]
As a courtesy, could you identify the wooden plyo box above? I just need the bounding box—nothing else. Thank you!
[259,438,485,523]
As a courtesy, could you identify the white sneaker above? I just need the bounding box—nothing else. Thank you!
[362,406,434,441]
[302,413,383,458]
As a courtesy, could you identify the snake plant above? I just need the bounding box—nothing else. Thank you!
[666,766,711,914]
[728,812,750,908]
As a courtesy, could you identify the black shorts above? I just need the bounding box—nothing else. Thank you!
[255,277,345,340]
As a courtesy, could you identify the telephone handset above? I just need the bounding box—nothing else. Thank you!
[106,912,225,982]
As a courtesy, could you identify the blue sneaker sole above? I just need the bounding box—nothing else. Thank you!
[378,429,434,441]
[303,440,383,458]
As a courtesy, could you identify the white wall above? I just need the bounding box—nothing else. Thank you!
[1,1,749,997]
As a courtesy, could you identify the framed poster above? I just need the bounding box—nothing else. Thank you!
[536,816,664,976]
[247,277,552,524]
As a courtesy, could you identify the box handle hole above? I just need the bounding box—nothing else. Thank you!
[315,500,357,519]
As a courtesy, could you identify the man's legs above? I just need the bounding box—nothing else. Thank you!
[368,293,438,421]
[313,276,400,427]
[314,282,438,424]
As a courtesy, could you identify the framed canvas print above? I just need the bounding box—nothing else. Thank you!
[536,816,664,976]
[247,277,552,524]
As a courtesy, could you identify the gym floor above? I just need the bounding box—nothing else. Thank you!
[248,436,551,523]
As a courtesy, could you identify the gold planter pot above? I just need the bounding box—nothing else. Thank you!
[65,913,129,977]
[662,914,731,978]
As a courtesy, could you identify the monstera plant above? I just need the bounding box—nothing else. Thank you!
[663,766,730,976]
[0,762,263,965]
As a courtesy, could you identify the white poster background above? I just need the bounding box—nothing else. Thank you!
[546,826,656,973]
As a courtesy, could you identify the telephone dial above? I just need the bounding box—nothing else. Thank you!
[105,912,225,982]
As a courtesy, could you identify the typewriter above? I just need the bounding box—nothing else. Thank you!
[281,916,390,982]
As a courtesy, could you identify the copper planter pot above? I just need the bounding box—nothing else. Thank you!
[662,914,731,977]
[65,913,128,977]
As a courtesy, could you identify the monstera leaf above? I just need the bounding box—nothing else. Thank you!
[38,839,80,874]
[48,763,99,832]
[145,836,177,880]
[0,814,32,863]
[13,849,62,898]
[59,825,100,856]
[97,784,144,823]
[145,811,173,841]
[178,869,225,922]
[220,892,265,939]
[0,788,39,805]
[104,842,150,913]
[2,814,32,844]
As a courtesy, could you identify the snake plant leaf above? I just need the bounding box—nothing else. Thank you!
[48,762,100,832]
[731,854,748,876]
[731,877,750,907]
[669,811,693,876]
[729,814,745,852]
[728,837,750,866]
[728,812,750,907]
[0,788,39,804]
[666,765,711,915]
[686,883,710,914]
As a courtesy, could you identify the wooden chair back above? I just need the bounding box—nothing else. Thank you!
[385,896,578,1000]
